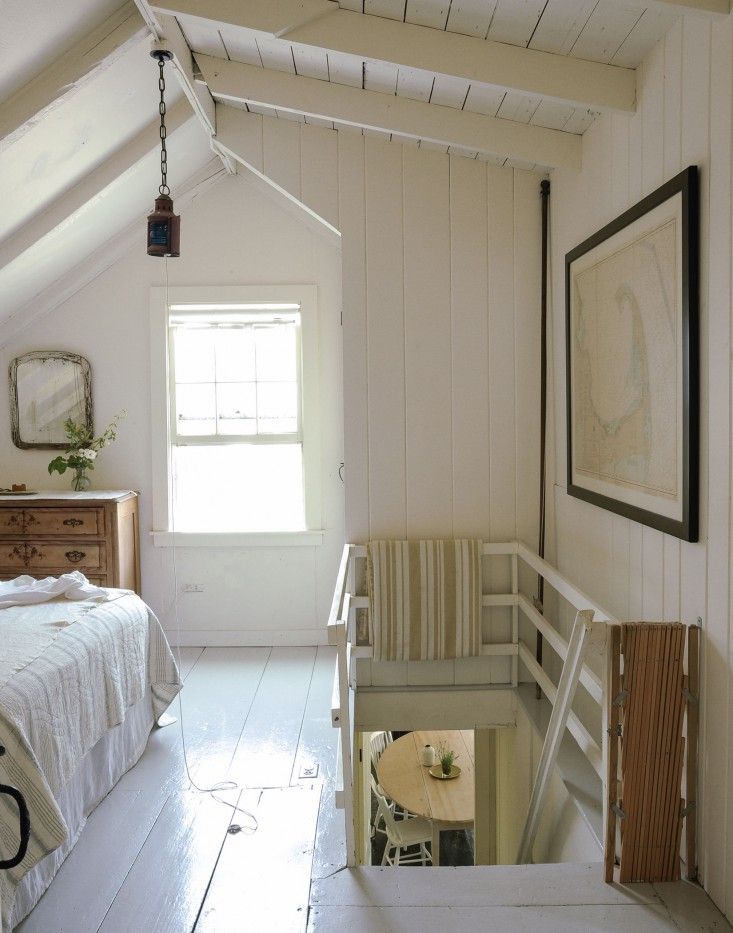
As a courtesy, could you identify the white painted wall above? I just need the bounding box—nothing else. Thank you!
[215,108,545,685]
[496,713,598,866]
[339,136,544,689]
[0,171,345,645]
[549,16,733,917]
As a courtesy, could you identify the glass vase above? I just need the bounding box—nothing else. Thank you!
[72,469,91,492]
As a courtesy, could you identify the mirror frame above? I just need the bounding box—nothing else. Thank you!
[9,350,93,450]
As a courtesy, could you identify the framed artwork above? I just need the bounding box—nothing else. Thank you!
[9,351,92,449]
[565,166,699,542]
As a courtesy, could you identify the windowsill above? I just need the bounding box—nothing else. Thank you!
[151,530,325,548]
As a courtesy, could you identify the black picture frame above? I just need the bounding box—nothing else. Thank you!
[565,165,700,541]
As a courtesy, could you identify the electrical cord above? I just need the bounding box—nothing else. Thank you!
[162,254,258,835]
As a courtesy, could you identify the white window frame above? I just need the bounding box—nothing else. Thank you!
[150,284,323,547]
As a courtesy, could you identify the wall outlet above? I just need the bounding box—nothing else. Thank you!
[182,583,205,593]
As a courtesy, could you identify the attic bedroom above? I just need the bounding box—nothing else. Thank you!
[1,0,733,931]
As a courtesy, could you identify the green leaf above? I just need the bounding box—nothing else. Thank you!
[48,457,68,475]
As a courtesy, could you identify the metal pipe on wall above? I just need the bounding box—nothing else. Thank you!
[535,178,551,699]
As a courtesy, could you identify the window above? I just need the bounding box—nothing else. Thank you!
[150,286,322,542]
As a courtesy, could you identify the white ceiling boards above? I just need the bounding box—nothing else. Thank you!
[0,0,714,329]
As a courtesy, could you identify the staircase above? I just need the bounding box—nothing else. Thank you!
[308,861,730,932]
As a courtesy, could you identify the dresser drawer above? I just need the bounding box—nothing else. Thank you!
[0,511,25,534]
[0,572,110,586]
[1,541,106,572]
[9,508,104,537]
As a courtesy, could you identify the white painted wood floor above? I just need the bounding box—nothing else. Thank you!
[18,646,344,933]
[18,647,732,933]
[310,863,733,932]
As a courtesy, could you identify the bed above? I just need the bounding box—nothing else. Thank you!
[0,587,180,930]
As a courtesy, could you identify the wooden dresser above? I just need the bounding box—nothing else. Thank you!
[0,491,140,593]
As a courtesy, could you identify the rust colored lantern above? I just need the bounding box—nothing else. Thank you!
[147,194,180,257]
[147,49,180,257]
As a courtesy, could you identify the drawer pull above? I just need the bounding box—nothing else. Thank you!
[63,518,84,527]
[65,550,86,564]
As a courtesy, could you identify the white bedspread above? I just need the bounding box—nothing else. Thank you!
[0,593,181,928]
[0,595,132,687]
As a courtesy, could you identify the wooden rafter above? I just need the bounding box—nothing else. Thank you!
[131,1,235,174]
[153,0,636,114]
[0,1,147,153]
[0,101,194,273]
[200,57,581,170]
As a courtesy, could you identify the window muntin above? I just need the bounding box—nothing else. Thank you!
[170,308,301,444]
[167,303,307,533]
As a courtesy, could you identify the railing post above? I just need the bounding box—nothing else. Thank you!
[336,633,357,866]
[511,551,519,687]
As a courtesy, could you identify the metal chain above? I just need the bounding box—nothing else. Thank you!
[158,59,170,196]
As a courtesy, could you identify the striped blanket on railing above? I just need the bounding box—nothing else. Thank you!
[367,539,482,661]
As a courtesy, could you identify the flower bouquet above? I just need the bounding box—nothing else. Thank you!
[48,411,126,491]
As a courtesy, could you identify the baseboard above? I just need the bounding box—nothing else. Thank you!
[165,628,328,647]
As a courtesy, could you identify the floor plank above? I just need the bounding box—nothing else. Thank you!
[97,790,236,933]
[307,904,685,932]
[174,646,205,681]
[310,862,659,908]
[228,647,317,789]
[291,647,345,879]
[176,646,271,789]
[17,789,169,933]
[196,784,321,933]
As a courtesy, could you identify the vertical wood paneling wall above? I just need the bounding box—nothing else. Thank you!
[337,136,542,548]
[550,17,733,916]
[340,137,542,687]
[221,109,542,550]
[223,109,543,685]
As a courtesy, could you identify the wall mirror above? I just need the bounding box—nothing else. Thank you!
[9,351,92,449]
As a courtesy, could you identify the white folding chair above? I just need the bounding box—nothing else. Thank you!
[372,780,433,866]
[370,730,391,764]
[370,731,411,822]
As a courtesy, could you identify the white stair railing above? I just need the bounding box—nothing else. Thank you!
[327,540,617,869]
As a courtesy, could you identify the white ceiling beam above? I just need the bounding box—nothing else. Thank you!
[0,1,147,153]
[200,55,580,169]
[171,0,338,36]
[0,158,226,349]
[153,0,635,114]
[647,0,730,14]
[132,2,235,173]
[0,101,194,274]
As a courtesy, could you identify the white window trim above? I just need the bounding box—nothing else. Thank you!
[150,284,323,545]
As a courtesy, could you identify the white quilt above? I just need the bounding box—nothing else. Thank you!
[0,593,181,927]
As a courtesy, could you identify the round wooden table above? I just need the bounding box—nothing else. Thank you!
[377,730,475,865]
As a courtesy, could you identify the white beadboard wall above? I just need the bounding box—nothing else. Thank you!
[0,173,346,646]
[339,133,543,689]
[550,16,732,915]
[221,108,544,687]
